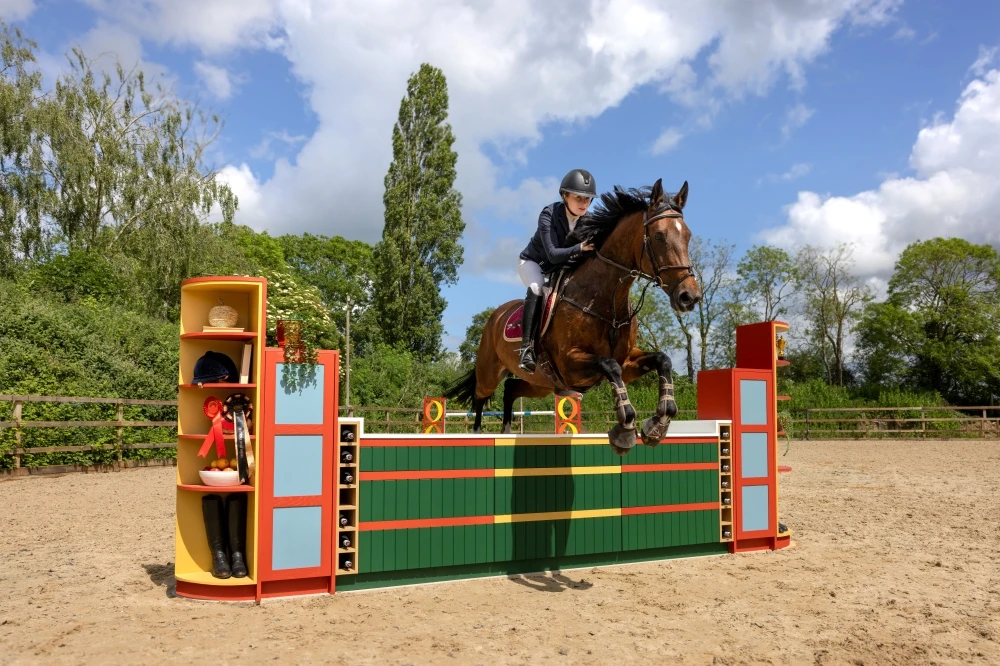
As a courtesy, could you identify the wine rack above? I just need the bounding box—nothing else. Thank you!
[719,424,734,542]
[337,417,361,574]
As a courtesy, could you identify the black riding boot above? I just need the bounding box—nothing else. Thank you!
[518,288,542,372]
[202,494,231,579]
[226,494,249,578]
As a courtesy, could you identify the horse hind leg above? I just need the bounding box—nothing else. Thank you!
[501,378,552,434]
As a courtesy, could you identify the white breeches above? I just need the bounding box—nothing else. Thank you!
[518,259,544,296]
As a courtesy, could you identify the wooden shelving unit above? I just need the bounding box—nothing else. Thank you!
[174,277,266,599]
[336,417,362,575]
[719,423,734,542]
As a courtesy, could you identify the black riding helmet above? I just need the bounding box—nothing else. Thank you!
[559,169,598,199]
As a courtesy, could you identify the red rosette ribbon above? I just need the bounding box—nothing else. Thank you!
[198,396,229,459]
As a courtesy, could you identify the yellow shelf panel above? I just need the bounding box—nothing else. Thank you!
[175,570,257,586]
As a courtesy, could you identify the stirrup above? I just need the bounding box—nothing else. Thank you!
[518,344,536,371]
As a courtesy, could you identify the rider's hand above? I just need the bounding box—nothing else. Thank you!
[580,241,595,252]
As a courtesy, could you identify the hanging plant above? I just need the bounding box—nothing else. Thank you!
[259,271,340,394]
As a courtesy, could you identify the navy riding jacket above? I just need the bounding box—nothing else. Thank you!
[519,201,585,274]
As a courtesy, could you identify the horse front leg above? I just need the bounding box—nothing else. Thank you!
[564,350,637,455]
[621,349,677,447]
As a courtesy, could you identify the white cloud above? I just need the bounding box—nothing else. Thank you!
[781,103,815,139]
[759,61,1000,279]
[650,127,684,155]
[970,45,998,78]
[0,0,35,21]
[248,130,308,160]
[74,0,903,244]
[194,61,239,99]
[892,25,916,41]
[758,162,811,185]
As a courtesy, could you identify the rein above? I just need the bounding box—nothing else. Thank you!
[559,204,694,351]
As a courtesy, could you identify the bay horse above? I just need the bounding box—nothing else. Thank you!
[445,178,702,455]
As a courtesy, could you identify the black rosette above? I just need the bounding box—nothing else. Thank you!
[222,393,255,484]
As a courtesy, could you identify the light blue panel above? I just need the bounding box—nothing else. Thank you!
[742,485,770,532]
[740,379,768,425]
[272,506,322,570]
[275,363,325,424]
[273,435,324,497]
[741,432,769,479]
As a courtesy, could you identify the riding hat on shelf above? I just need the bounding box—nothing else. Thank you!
[192,351,239,385]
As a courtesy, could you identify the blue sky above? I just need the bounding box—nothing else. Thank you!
[5,0,1000,351]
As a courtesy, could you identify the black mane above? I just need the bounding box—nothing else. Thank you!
[566,185,679,249]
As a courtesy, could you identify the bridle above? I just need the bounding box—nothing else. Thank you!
[559,202,695,350]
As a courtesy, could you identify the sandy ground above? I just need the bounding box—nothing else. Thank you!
[1,439,999,666]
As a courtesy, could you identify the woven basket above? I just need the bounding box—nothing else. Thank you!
[208,298,239,327]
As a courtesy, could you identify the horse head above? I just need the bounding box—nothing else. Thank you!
[641,178,701,312]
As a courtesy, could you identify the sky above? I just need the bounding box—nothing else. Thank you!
[4,0,1000,352]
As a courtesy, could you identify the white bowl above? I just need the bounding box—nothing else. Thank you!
[199,469,240,486]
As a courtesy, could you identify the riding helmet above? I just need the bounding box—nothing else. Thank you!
[559,169,598,199]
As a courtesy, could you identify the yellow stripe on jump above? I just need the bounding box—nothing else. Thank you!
[494,508,622,523]
[494,466,621,477]
[494,437,609,446]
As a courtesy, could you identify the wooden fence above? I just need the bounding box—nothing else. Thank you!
[2,395,998,476]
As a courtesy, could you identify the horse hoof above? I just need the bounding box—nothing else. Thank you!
[608,424,636,455]
[640,416,670,447]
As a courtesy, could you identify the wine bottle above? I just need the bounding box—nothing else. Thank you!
[342,559,353,570]
[341,450,354,463]
[341,535,352,549]
[721,480,730,488]
[721,463,730,472]
[340,428,355,442]
[722,529,732,539]
[339,512,349,526]
[342,471,354,485]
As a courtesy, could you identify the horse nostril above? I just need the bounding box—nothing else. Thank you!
[678,292,692,305]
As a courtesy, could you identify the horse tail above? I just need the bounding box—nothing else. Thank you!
[444,365,490,408]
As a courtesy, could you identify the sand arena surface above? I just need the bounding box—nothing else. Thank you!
[1,439,999,665]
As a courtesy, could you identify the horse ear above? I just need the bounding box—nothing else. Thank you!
[650,178,665,207]
[674,181,689,209]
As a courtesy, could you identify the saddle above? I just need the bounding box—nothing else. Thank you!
[503,270,567,343]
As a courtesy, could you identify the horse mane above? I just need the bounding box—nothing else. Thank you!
[566,185,679,250]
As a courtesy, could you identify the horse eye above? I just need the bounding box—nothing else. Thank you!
[654,232,666,242]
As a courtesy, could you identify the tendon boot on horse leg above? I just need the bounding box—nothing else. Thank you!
[620,350,678,447]
[226,494,249,578]
[593,356,637,455]
[202,494,231,579]
[518,288,542,372]
[640,375,677,446]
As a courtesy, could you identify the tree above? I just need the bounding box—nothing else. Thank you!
[459,307,496,366]
[796,243,873,386]
[855,238,1000,404]
[278,232,374,329]
[0,22,237,316]
[673,237,737,380]
[736,245,798,321]
[372,63,465,360]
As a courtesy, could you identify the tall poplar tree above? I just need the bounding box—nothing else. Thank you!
[372,63,464,360]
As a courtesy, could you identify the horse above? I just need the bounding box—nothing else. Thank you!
[445,178,702,455]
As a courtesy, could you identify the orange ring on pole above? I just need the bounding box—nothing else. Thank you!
[423,399,443,422]
[558,422,579,434]
[557,396,579,421]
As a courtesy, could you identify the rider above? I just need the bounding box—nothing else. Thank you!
[517,168,598,372]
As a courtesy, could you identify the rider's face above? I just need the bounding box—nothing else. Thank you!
[564,193,592,217]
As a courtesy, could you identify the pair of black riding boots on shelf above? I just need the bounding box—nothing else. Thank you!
[202,494,248,579]
[518,288,543,373]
